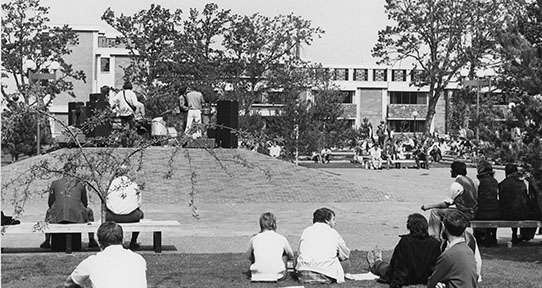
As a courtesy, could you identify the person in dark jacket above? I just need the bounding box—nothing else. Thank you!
[366,213,441,287]
[40,163,97,249]
[473,160,500,245]
[499,164,530,243]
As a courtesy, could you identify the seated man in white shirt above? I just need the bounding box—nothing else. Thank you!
[368,143,383,169]
[247,212,294,281]
[106,164,144,250]
[295,207,351,284]
[64,221,147,288]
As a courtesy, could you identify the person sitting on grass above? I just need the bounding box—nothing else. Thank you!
[247,212,294,281]
[366,213,441,287]
[427,210,478,288]
[64,221,147,288]
[295,207,351,284]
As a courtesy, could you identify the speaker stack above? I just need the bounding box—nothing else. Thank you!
[216,100,239,148]
[86,93,110,137]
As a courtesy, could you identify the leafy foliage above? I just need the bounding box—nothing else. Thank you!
[373,0,509,135]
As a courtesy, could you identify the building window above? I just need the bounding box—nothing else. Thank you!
[392,69,407,82]
[389,91,428,104]
[353,69,368,81]
[100,57,110,73]
[373,69,387,81]
[339,91,355,104]
[388,120,425,133]
[333,68,349,81]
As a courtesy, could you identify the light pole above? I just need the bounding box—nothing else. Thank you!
[412,110,419,139]
[24,59,60,155]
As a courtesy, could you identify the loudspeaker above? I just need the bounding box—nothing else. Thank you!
[51,233,82,252]
[216,100,239,148]
[86,101,110,137]
[68,102,85,127]
[217,100,239,129]
[89,93,106,103]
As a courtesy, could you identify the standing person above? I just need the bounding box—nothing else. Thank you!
[247,212,294,281]
[427,210,478,288]
[111,81,143,129]
[366,213,441,287]
[40,162,97,249]
[295,207,351,284]
[376,121,388,147]
[106,164,144,250]
[421,161,478,240]
[499,164,531,243]
[184,86,206,137]
[175,86,189,133]
[64,221,147,288]
[473,160,500,245]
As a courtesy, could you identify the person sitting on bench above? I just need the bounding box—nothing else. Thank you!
[40,162,97,249]
[106,164,144,250]
[499,164,532,243]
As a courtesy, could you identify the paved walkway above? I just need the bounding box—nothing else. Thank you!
[4,156,523,254]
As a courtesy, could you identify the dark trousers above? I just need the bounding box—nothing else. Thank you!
[105,208,144,243]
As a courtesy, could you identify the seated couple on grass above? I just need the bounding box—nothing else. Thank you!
[247,208,351,284]
[367,211,480,288]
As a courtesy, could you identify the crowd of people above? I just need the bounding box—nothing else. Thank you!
[19,155,540,287]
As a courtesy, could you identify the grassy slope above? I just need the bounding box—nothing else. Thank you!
[2,248,542,288]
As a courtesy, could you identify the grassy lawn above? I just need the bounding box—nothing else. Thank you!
[2,247,542,288]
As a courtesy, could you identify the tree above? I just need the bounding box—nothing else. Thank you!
[373,0,509,136]
[496,0,542,214]
[1,0,86,157]
[223,13,324,113]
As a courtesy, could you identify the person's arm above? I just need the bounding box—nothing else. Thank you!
[337,234,350,261]
[247,236,255,263]
[283,237,295,260]
[64,275,82,288]
[427,254,449,288]
[421,202,449,211]
[48,185,55,208]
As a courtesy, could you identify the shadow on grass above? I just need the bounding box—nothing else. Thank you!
[2,249,541,288]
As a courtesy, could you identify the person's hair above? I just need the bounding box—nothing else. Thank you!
[406,213,429,238]
[505,163,518,176]
[313,207,335,224]
[259,212,277,231]
[123,81,133,90]
[443,209,468,237]
[179,86,188,95]
[451,161,467,176]
[100,85,110,96]
[97,221,123,248]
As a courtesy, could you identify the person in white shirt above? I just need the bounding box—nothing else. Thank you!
[106,164,144,250]
[64,221,147,288]
[184,87,206,137]
[247,212,294,281]
[368,143,383,169]
[110,81,144,127]
[295,207,351,284]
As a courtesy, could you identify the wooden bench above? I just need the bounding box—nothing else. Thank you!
[1,220,181,253]
[470,220,542,247]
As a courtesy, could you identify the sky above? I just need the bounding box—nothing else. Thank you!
[41,0,390,65]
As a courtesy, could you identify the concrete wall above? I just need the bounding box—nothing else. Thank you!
[359,88,384,127]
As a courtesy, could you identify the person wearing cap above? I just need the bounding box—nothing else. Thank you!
[106,164,144,250]
[472,160,500,245]
[421,161,478,241]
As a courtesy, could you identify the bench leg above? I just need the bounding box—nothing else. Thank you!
[153,231,162,253]
[66,234,72,254]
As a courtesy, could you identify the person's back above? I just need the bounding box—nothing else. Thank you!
[454,175,478,220]
[48,177,88,223]
[65,221,147,288]
[185,90,205,110]
[429,242,477,288]
[386,234,441,286]
[499,173,529,220]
